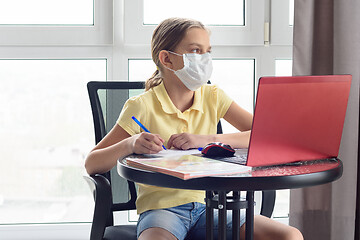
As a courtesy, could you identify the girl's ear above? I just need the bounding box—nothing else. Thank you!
[159,50,173,69]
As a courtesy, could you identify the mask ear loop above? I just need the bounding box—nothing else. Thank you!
[163,65,175,72]
[167,50,182,57]
[163,51,183,72]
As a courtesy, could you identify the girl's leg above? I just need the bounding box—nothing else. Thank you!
[137,203,197,240]
[139,227,178,240]
[240,215,303,240]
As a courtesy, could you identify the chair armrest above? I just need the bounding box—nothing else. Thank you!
[260,190,276,218]
[112,180,137,212]
[84,174,113,240]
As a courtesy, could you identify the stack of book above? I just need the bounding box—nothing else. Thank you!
[126,150,252,180]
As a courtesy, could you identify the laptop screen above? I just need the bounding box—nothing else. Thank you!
[246,75,352,167]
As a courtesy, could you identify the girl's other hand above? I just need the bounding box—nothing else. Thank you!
[167,133,210,150]
[129,132,165,154]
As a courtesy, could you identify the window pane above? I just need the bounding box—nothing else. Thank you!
[0,0,93,25]
[143,0,245,26]
[275,59,292,76]
[128,59,156,82]
[272,189,290,219]
[211,59,254,133]
[0,59,105,224]
[289,0,294,26]
[128,59,255,134]
[273,59,293,219]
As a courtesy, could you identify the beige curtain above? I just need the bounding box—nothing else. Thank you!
[290,0,360,239]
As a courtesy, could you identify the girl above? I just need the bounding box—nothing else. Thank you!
[85,17,303,240]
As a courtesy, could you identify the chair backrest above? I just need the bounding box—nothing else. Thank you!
[87,81,145,214]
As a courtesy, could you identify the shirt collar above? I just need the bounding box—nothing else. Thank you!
[153,82,204,114]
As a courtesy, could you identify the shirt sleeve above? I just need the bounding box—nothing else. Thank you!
[116,96,146,136]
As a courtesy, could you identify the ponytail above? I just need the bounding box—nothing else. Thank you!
[145,69,163,91]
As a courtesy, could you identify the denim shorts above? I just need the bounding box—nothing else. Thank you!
[137,202,246,240]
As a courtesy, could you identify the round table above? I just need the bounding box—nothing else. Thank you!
[118,157,342,240]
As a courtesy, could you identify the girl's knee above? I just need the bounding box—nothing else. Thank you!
[252,215,303,240]
[274,225,303,240]
[138,227,177,240]
[284,226,303,240]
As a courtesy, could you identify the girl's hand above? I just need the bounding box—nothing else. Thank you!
[128,132,165,154]
[167,133,210,150]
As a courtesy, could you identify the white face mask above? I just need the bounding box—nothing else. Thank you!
[165,51,213,91]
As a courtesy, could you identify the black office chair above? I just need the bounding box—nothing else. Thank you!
[85,81,276,240]
[85,81,144,240]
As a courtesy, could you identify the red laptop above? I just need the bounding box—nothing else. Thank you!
[245,75,351,167]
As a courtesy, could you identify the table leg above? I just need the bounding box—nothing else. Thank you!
[218,191,227,240]
[206,191,214,240]
[245,191,254,240]
[232,191,240,240]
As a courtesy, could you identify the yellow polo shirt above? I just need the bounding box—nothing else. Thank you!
[117,82,233,214]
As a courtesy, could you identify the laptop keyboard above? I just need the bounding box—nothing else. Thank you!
[208,149,248,165]
[219,154,247,165]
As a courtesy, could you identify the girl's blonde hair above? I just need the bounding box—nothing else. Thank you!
[146,17,206,91]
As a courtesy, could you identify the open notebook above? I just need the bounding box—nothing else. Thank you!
[126,149,251,180]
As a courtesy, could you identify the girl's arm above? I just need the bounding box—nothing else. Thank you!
[217,101,253,148]
[85,124,165,175]
[167,102,252,149]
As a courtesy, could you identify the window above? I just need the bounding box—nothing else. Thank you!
[0,0,294,238]
[275,59,293,76]
[271,59,293,220]
[143,0,244,26]
[124,0,264,45]
[0,59,106,224]
[0,0,112,45]
[0,0,93,25]
[289,0,294,26]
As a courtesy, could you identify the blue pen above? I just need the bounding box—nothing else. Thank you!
[131,116,167,150]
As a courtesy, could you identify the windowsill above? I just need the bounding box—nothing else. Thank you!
[273,217,289,225]
[0,217,290,240]
[0,223,92,240]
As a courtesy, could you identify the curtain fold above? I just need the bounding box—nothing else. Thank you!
[290,0,360,239]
